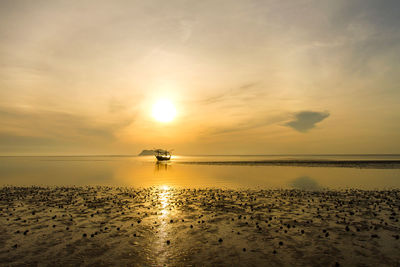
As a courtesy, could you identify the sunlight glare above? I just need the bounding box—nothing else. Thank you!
[152,99,176,123]
[158,185,171,216]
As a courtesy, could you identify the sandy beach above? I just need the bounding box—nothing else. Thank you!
[1,186,399,266]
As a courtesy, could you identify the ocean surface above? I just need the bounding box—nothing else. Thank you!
[1,155,400,189]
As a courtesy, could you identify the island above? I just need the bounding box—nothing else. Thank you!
[138,149,156,156]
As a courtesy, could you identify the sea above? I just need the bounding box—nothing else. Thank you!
[1,154,400,189]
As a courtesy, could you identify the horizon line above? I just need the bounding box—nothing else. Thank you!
[1,153,400,157]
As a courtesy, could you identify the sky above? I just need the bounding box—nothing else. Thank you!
[1,0,400,155]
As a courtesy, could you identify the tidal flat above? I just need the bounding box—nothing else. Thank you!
[1,186,400,266]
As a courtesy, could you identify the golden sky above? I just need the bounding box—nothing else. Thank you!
[1,0,400,155]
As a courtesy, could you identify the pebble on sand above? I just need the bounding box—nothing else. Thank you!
[2,186,400,266]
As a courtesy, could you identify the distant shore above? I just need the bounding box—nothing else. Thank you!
[1,186,400,266]
[178,159,400,169]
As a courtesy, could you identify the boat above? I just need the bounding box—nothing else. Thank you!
[154,149,172,161]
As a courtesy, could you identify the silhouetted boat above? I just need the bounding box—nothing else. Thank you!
[154,149,172,161]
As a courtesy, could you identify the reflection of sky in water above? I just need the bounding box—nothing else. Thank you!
[0,156,400,189]
[290,176,321,190]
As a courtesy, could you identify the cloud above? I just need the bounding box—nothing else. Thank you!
[201,113,287,136]
[108,98,127,113]
[179,19,195,43]
[199,82,260,105]
[285,111,330,132]
[0,133,58,147]
[0,106,134,153]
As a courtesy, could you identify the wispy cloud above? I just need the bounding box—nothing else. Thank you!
[199,82,260,105]
[0,106,134,153]
[285,111,330,133]
[202,113,287,136]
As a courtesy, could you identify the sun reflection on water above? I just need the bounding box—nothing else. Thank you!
[154,185,175,265]
[158,185,171,216]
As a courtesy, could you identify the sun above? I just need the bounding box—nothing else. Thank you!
[152,99,176,123]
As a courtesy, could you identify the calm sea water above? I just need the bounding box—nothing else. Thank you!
[1,155,400,189]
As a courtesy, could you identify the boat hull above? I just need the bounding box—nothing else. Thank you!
[156,155,171,161]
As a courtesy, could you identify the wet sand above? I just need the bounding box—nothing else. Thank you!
[1,186,400,266]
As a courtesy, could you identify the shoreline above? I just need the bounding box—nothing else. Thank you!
[178,160,400,169]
